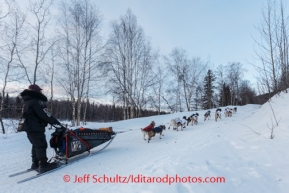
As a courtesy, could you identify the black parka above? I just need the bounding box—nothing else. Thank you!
[20,89,60,132]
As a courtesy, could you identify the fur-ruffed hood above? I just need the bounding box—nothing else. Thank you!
[20,89,48,102]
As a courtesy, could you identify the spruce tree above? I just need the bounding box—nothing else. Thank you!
[220,83,231,106]
[202,70,216,109]
[192,85,202,111]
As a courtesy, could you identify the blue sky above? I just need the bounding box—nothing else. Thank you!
[16,0,283,85]
[91,0,267,84]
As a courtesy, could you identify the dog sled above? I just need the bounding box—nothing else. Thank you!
[50,126,116,163]
[9,126,116,183]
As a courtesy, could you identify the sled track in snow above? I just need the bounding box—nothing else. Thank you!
[0,132,57,175]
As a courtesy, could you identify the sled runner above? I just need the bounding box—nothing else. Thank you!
[50,126,116,163]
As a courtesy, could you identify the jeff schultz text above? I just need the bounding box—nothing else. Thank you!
[70,174,226,185]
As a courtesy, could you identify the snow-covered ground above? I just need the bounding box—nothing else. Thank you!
[1,91,289,193]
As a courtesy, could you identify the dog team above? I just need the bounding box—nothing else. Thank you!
[141,107,237,143]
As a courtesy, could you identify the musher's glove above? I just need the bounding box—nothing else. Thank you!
[59,126,67,131]
[52,124,66,136]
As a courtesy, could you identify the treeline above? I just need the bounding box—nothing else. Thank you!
[192,65,257,111]
[1,0,287,134]
[0,94,168,122]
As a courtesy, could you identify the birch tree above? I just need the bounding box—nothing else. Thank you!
[151,62,166,115]
[16,0,55,84]
[0,2,25,134]
[254,0,288,94]
[164,48,187,112]
[41,46,57,129]
[275,0,289,91]
[215,65,226,106]
[103,9,156,119]
[225,62,244,105]
[164,48,207,111]
[56,0,102,126]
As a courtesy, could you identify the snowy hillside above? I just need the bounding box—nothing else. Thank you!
[1,91,289,193]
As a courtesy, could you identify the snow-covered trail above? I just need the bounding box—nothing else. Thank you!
[0,99,289,193]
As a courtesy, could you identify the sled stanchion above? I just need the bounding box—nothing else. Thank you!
[64,133,68,164]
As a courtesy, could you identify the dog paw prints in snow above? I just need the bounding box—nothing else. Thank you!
[177,183,191,193]
[144,159,169,173]
[264,163,272,167]
[230,141,244,149]
[249,146,259,149]
[233,146,244,149]
[248,169,262,178]
[231,178,242,186]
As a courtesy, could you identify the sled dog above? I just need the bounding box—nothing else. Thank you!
[204,111,211,121]
[224,108,233,117]
[187,113,199,126]
[141,125,166,143]
[215,108,222,122]
[168,118,185,131]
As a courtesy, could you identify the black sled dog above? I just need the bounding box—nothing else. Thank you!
[204,111,211,121]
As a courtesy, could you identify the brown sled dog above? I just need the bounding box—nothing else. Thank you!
[215,108,222,122]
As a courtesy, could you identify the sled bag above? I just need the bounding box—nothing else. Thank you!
[62,128,114,158]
